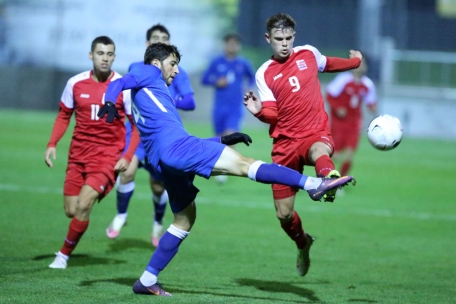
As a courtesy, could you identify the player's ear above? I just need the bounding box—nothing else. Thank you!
[88,51,93,61]
[151,58,161,68]
[264,33,270,43]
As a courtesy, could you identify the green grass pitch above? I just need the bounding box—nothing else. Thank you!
[0,109,455,303]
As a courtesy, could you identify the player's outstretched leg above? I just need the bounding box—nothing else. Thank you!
[296,233,314,276]
[245,161,354,202]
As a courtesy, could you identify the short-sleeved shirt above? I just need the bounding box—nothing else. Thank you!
[60,71,131,162]
[256,45,330,139]
[326,71,377,131]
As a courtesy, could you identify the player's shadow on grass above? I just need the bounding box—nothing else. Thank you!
[106,238,153,253]
[235,278,320,302]
[79,277,136,287]
[33,254,126,267]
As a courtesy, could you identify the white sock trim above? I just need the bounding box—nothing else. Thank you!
[116,180,135,193]
[247,160,265,181]
[57,251,69,261]
[153,190,168,205]
[167,224,190,240]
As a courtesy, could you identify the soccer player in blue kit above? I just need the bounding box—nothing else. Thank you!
[98,42,354,296]
[201,34,255,183]
[106,24,196,247]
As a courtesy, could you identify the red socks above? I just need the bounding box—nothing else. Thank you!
[315,155,335,177]
[340,161,351,176]
[280,211,308,249]
[60,217,89,256]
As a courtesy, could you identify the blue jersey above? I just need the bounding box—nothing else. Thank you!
[201,55,255,109]
[106,64,224,175]
[129,61,194,107]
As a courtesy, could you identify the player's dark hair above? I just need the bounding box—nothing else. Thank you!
[91,36,115,52]
[146,23,170,41]
[144,42,181,65]
[223,33,241,43]
[266,13,296,33]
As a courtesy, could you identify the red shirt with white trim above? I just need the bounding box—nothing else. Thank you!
[256,45,360,139]
[47,71,136,163]
[326,72,377,131]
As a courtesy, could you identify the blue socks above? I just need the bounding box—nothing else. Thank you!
[146,225,189,276]
[248,161,308,189]
[153,191,168,223]
[116,180,135,214]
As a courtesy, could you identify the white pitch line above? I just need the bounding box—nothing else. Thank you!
[1,183,455,222]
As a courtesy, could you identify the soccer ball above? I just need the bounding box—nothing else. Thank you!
[367,114,403,151]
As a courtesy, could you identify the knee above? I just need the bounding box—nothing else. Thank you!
[276,209,294,222]
[120,171,135,183]
[64,207,75,218]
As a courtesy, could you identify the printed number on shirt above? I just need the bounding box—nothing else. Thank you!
[289,76,301,92]
[132,103,145,125]
[91,104,100,120]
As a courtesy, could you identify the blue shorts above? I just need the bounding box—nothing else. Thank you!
[212,106,243,135]
[160,136,225,179]
[155,137,225,213]
[157,164,199,213]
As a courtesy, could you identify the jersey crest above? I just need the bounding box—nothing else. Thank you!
[296,59,307,70]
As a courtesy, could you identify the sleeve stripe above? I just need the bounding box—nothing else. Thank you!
[144,88,168,113]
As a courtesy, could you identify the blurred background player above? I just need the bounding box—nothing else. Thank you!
[201,33,255,183]
[326,56,377,182]
[244,13,361,277]
[44,36,139,269]
[106,24,196,247]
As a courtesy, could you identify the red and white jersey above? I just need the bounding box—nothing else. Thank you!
[60,70,131,161]
[256,45,330,139]
[326,71,376,125]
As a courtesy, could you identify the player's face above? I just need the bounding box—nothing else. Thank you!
[89,43,115,73]
[159,54,179,86]
[147,30,170,46]
[265,28,295,61]
[224,38,240,57]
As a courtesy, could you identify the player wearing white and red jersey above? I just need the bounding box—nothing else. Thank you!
[244,13,361,277]
[44,36,140,269]
[326,58,377,176]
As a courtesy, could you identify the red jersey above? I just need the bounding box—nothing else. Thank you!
[48,70,132,163]
[256,45,331,139]
[326,72,376,131]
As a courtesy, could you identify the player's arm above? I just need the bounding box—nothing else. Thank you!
[201,60,226,87]
[98,74,137,123]
[114,115,140,172]
[204,133,252,146]
[243,90,278,125]
[324,50,362,73]
[45,104,73,167]
[175,93,196,111]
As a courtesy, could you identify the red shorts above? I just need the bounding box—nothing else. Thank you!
[271,132,334,200]
[63,160,117,200]
[331,122,361,152]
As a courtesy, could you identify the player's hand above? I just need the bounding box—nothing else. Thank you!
[97,101,121,123]
[216,77,228,88]
[349,50,362,60]
[114,158,129,173]
[221,132,252,146]
[243,90,262,115]
[45,147,56,168]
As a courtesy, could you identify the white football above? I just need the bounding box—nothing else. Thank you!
[367,114,403,151]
